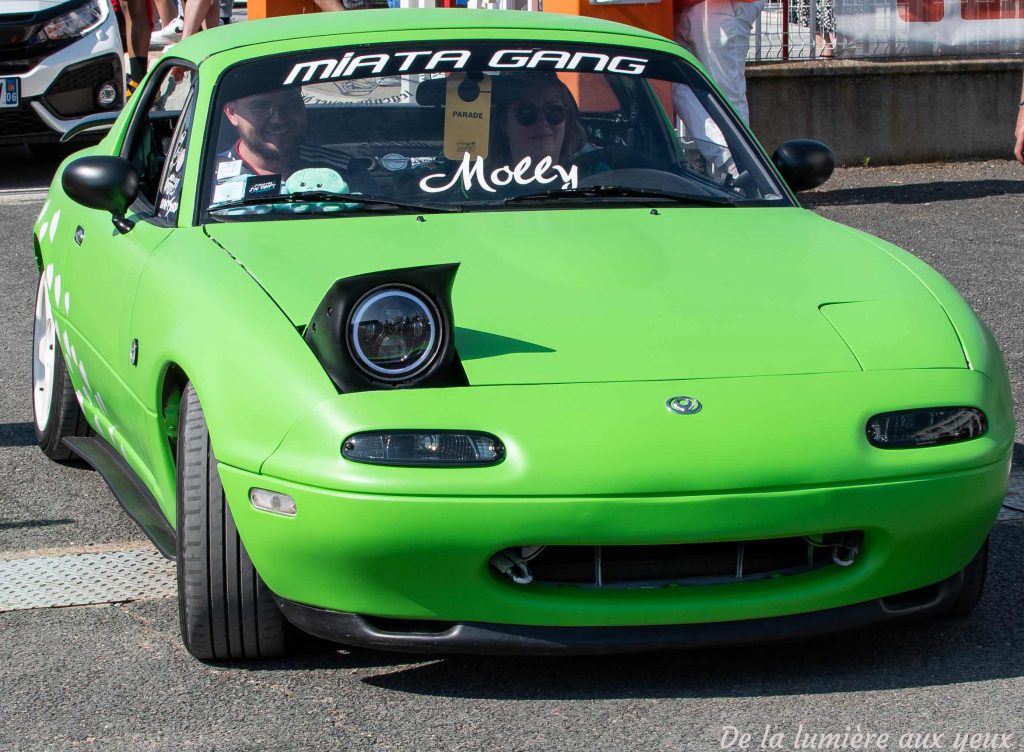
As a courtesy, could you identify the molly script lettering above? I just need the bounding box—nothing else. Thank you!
[418,153,578,194]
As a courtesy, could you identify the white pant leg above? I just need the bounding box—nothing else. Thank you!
[676,0,764,122]
[672,83,729,171]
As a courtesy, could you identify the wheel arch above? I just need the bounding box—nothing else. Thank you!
[160,362,190,467]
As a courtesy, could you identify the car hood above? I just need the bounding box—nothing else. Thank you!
[205,207,966,385]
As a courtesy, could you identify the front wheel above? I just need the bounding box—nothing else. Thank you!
[32,271,90,461]
[176,382,287,661]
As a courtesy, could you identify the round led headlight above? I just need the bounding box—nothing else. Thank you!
[347,286,442,381]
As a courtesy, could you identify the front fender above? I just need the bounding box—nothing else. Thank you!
[128,227,337,511]
[860,232,1012,385]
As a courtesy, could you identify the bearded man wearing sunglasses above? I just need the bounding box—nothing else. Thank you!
[211,83,374,200]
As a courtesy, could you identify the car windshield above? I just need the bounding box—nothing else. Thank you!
[203,41,790,219]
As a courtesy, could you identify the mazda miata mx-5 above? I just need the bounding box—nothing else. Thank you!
[31,9,1013,660]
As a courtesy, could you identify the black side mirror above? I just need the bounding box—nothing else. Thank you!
[62,156,140,234]
[771,139,834,193]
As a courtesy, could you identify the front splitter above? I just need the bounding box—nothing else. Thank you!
[274,571,964,656]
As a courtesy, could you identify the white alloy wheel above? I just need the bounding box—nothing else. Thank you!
[31,271,90,462]
[32,273,56,433]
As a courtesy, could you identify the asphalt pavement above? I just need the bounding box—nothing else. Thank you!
[1,145,1023,751]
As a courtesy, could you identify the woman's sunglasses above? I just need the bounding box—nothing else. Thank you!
[513,103,568,127]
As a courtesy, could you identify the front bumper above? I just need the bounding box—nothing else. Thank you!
[274,570,964,655]
[218,456,1009,630]
[218,369,1012,634]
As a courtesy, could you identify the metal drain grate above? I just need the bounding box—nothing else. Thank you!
[0,548,176,612]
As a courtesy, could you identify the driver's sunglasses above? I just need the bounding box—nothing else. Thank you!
[513,103,568,127]
[242,97,304,122]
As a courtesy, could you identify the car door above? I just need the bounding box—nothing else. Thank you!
[60,61,197,475]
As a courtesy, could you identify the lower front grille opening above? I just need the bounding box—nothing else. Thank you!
[362,616,457,635]
[490,532,863,589]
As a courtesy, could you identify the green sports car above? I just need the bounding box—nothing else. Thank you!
[32,9,1013,660]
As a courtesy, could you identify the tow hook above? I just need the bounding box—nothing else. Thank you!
[832,542,859,567]
[490,546,545,585]
[804,534,861,568]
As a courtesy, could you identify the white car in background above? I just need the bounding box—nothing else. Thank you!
[0,0,122,159]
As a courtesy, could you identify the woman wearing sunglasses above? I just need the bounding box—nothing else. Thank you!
[394,72,596,202]
[490,73,588,168]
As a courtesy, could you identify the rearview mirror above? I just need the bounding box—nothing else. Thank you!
[772,139,834,193]
[62,156,139,234]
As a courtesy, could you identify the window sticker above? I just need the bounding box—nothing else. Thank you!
[157,124,189,220]
[443,73,492,161]
[282,49,649,85]
[158,196,180,216]
[381,153,410,171]
[212,179,246,204]
[245,174,283,198]
[419,153,578,194]
[217,159,244,180]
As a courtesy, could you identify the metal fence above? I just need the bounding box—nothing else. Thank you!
[752,0,1024,60]
[403,0,1024,60]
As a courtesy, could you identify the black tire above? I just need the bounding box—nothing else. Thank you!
[176,382,287,661]
[949,536,989,616]
[33,274,91,462]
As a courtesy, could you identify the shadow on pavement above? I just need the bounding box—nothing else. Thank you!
[0,145,67,191]
[0,518,74,531]
[0,422,36,448]
[804,180,1024,207]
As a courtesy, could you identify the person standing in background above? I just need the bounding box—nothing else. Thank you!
[153,0,179,29]
[310,0,372,10]
[787,0,835,59]
[151,0,184,48]
[180,0,221,41]
[1014,73,1024,164]
[113,0,153,95]
[673,0,764,122]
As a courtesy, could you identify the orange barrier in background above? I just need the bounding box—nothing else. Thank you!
[543,0,673,39]
[251,0,673,35]
[248,0,324,19]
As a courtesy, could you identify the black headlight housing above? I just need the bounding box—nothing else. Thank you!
[866,407,987,449]
[304,264,467,393]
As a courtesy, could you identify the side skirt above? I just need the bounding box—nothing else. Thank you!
[63,436,177,560]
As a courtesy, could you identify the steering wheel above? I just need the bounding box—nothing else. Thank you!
[577,167,723,197]
[571,146,644,173]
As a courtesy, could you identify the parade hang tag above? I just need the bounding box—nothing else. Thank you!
[443,72,492,161]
